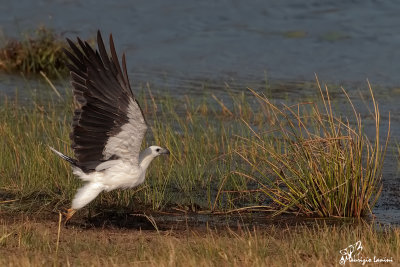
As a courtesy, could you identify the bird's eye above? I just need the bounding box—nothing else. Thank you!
[156,148,160,152]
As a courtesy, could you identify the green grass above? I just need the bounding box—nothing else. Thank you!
[0,80,390,218]
[0,27,71,78]
[0,94,75,212]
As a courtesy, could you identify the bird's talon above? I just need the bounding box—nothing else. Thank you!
[63,208,76,225]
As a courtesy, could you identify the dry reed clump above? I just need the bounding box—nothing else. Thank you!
[0,27,69,78]
[234,79,390,218]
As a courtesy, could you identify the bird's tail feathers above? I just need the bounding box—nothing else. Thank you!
[49,146,77,165]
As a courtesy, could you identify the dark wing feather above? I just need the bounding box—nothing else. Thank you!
[65,30,147,173]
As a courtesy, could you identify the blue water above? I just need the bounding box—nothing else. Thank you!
[1,0,400,89]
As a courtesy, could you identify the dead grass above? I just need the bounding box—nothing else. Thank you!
[0,214,398,266]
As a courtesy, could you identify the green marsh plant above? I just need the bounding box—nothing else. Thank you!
[0,27,70,78]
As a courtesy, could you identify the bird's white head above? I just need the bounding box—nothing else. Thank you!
[148,145,170,157]
[139,145,170,170]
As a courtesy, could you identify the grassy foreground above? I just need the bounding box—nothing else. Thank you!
[0,81,397,266]
[0,215,398,266]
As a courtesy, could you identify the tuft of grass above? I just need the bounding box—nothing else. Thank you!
[234,79,390,218]
[0,27,70,78]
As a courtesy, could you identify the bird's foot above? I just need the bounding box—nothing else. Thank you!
[62,208,76,225]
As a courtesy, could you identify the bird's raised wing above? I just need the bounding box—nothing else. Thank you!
[65,31,147,173]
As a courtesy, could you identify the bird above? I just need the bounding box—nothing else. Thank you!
[50,31,170,224]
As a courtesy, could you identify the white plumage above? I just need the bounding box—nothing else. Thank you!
[50,31,169,223]
[69,146,165,210]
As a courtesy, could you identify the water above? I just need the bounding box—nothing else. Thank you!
[2,0,400,89]
[0,0,399,225]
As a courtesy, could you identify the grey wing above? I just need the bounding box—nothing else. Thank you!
[103,99,148,166]
[65,30,147,172]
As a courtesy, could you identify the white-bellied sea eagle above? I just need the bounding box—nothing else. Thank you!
[50,31,170,224]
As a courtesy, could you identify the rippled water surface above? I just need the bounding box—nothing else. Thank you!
[2,0,400,88]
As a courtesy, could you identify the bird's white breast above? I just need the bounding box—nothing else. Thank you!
[102,161,145,191]
[74,161,146,192]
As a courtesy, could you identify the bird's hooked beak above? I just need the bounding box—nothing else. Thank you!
[161,148,170,155]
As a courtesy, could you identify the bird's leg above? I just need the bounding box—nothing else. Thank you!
[63,208,76,225]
